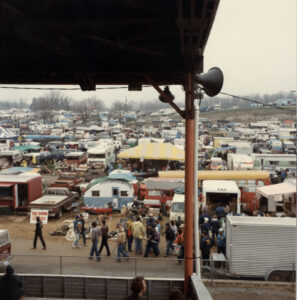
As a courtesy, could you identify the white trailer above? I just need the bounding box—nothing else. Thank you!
[227,153,254,170]
[225,216,296,281]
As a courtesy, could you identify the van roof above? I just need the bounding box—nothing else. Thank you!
[172,194,185,202]
[203,180,240,194]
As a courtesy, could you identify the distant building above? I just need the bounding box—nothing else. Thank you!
[213,104,221,111]
[276,99,295,106]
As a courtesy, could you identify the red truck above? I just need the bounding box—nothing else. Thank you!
[0,173,42,210]
[141,177,184,209]
[50,172,83,193]
[29,187,79,218]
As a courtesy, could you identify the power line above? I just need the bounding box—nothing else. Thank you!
[0,85,150,91]
[220,92,296,114]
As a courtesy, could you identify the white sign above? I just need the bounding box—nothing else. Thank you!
[30,209,49,224]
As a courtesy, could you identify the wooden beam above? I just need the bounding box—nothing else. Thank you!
[81,34,174,57]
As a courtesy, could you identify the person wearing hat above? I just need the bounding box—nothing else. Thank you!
[144,224,159,258]
[32,216,46,250]
[217,228,226,255]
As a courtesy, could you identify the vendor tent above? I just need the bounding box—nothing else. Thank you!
[256,182,296,199]
[118,142,185,161]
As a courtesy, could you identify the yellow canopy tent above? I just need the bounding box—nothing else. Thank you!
[118,142,185,161]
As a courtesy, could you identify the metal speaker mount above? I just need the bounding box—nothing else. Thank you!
[195,67,224,97]
[159,86,175,103]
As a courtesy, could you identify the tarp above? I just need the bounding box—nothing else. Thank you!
[0,127,17,139]
[13,145,41,152]
[108,173,137,181]
[118,142,185,161]
[256,182,296,198]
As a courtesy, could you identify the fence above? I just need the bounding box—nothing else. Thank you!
[2,254,295,283]
[4,255,184,279]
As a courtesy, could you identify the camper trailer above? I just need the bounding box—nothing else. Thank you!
[83,178,134,211]
[0,151,23,168]
[227,153,254,170]
[64,152,87,166]
[87,145,115,169]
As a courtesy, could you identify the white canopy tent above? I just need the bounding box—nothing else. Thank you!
[256,182,296,212]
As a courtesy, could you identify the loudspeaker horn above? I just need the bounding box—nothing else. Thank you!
[195,67,224,97]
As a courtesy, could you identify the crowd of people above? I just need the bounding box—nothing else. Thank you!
[69,205,228,266]
[199,204,227,265]
[70,211,188,263]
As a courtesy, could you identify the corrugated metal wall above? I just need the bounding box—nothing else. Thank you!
[227,219,296,277]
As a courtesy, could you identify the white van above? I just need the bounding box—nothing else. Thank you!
[169,194,185,221]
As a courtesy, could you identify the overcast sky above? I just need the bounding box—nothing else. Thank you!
[0,0,296,105]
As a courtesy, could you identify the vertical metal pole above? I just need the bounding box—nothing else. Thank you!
[184,73,194,294]
[194,100,201,279]
[60,256,62,275]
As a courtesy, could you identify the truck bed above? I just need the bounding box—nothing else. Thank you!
[30,195,67,206]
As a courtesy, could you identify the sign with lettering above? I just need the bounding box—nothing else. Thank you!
[30,209,49,224]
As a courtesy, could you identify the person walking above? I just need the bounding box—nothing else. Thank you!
[98,219,111,256]
[0,265,25,300]
[32,216,46,249]
[79,214,86,246]
[215,203,225,220]
[126,216,134,252]
[210,215,220,245]
[72,215,82,248]
[217,228,226,255]
[164,223,175,257]
[144,225,159,257]
[201,217,210,236]
[117,223,129,262]
[89,221,101,261]
[174,224,184,263]
[170,220,177,238]
[200,230,212,265]
[132,217,145,255]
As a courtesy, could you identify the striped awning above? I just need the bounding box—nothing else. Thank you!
[118,142,185,161]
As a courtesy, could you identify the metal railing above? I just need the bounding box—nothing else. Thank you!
[3,254,184,279]
[1,254,295,284]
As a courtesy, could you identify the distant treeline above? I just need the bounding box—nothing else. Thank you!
[0,99,29,109]
[201,91,295,111]
[0,90,294,116]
